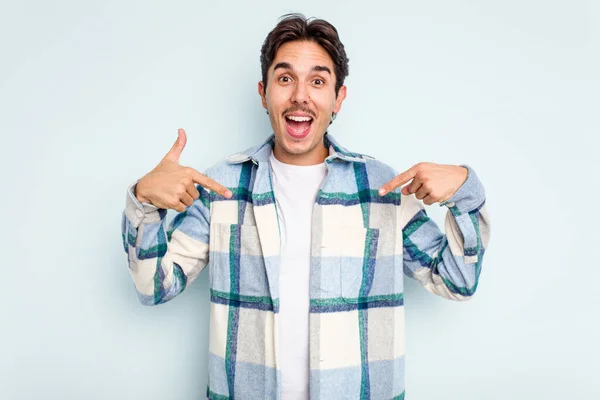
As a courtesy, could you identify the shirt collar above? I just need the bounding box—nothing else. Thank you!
[226,133,366,165]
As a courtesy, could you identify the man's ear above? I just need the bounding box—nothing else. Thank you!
[258,81,267,109]
[333,85,347,114]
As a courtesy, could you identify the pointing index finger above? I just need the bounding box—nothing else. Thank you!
[378,167,417,196]
[190,169,233,198]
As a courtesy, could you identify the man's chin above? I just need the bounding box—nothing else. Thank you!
[281,140,311,155]
[275,129,328,160]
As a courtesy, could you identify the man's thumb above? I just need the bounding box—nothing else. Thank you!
[164,128,187,163]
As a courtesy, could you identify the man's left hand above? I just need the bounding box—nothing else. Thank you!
[378,163,468,205]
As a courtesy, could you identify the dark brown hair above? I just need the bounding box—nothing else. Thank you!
[260,13,350,96]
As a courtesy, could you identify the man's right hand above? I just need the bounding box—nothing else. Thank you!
[135,128,232,212]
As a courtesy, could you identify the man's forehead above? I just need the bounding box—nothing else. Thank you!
[270,41,334,72]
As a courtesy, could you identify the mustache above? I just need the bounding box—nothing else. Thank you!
[282,106,316,119]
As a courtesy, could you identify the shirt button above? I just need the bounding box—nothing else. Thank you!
[135,209,143,218]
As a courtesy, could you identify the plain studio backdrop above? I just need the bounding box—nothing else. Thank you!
[0,0,598,399]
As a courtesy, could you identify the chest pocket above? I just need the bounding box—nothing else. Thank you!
[209,223,269,302]
[337,225,400,303]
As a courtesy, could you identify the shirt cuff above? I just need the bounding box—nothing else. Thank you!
[439,165,486,214]
[125,181,164,228]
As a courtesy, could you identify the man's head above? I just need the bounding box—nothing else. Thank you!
[258,14,349,165]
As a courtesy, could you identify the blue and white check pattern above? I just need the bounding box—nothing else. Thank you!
[122,133,490,400]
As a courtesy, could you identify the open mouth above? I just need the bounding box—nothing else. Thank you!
[285,115,313,139]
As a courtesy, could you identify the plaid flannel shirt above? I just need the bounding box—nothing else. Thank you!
[121,133,490,400]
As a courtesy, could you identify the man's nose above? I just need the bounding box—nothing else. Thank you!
[291,82,309,104]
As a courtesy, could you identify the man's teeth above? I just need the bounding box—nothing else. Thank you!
[286,116,313,122]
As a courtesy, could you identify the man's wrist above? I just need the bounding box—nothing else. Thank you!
[459,165,469,186]
[134,181,150,204]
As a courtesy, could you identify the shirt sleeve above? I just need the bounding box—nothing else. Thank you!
[398,165,491,301]
[121,180,212,305]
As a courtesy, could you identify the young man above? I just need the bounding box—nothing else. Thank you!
[122,14,490,400]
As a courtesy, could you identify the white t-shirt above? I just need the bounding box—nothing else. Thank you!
[269,152,327,400]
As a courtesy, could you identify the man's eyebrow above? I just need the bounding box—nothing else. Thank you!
[272,63,332,75]
[311,65,331,75]
[273,62,293,71]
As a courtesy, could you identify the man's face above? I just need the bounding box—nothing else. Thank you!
[258,40,347,165]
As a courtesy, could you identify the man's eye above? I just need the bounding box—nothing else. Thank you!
[279,76,291,83]
[313,79,324,85]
